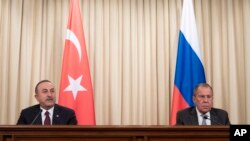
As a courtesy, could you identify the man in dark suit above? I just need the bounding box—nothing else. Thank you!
[17,80,77,125]
[176,83,230,125]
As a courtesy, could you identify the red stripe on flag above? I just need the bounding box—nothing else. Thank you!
[170,86,189,125]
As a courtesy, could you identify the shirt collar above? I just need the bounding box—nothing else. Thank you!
[40,106,54,115]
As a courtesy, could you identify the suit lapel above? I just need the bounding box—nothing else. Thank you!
[33,106,42,125]
[210,109,219,125]
[189,107,199,125]
[36,116,42,125]
[52,104,60,125]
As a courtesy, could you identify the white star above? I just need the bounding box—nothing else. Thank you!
[64,75,87,100]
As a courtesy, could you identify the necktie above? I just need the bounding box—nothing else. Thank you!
[44,111,51,125]
[201,115,207,125]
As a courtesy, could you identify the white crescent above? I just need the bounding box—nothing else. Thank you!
[66,29,82,62]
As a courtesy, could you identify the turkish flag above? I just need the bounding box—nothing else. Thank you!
[59,0,95,125]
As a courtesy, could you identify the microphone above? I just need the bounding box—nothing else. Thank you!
[203,115,223,125]
[31,109,42,125]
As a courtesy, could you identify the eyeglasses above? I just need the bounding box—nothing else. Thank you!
[196,95,213,100]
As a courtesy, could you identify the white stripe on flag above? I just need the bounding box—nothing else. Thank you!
[180,0,202,62]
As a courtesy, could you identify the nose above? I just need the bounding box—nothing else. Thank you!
[47,92,53,97]
[203,98,208,102]
[203,96,211,102]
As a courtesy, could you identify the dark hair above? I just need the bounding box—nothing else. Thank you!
[193,83,213,96]
[35,80,52,94]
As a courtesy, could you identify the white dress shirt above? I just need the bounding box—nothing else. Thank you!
[196,107,211,125]
[40,107,54,125]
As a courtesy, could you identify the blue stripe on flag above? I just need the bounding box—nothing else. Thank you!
[174,31,206,107]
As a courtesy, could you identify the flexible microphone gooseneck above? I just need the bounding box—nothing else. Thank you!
[31,109,42,125]
[203,116,223,125]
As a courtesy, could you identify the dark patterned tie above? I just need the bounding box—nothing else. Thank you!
[201,114,207,125]
[44,111,51,125]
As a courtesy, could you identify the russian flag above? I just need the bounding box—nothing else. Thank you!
[170,0,206,125]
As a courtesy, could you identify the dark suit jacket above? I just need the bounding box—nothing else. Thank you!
[17,104,77,125]
[176,107,230,125]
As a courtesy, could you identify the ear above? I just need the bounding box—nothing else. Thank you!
[192,96,196,104]
[34,94,38,100]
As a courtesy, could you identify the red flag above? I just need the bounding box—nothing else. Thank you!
[59,0,95,125]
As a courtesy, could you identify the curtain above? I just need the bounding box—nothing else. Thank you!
[0,0,250,125]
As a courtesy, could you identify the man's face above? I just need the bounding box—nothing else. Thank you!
[35,82,56,109]
[193,86,213,114]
